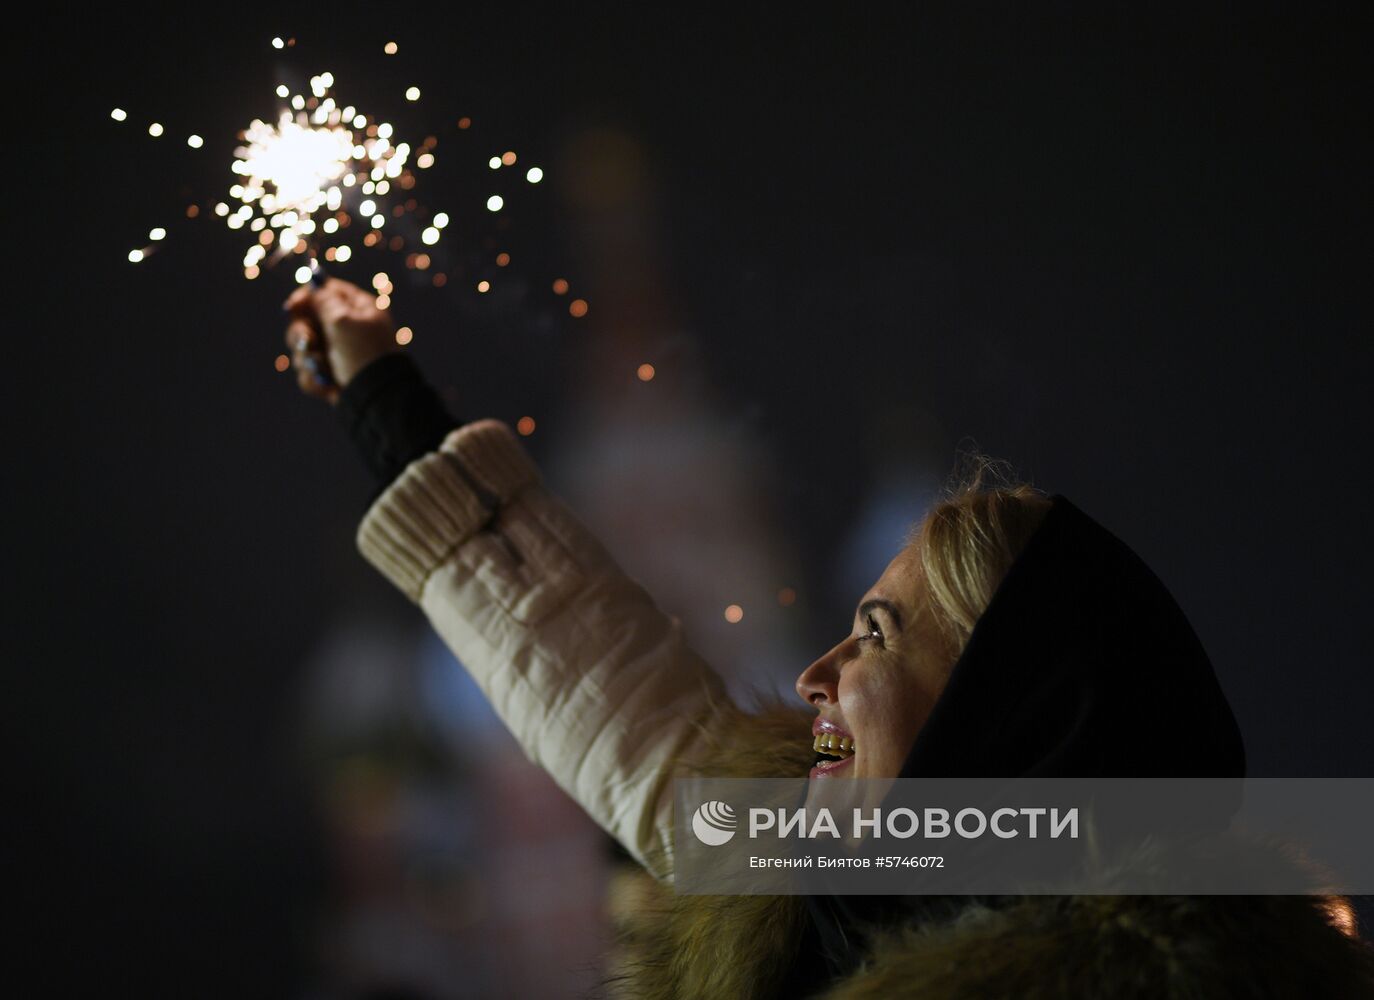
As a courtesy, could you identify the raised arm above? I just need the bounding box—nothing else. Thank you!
[283,278,734,880]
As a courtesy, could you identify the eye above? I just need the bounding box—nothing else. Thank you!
[855,614,884,645]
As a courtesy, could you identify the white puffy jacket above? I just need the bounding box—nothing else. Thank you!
[356,419,733,882]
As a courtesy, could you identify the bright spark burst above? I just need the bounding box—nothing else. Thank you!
[112,40,574,312]
[222,77,437,279]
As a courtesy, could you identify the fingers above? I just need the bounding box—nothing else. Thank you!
[295,366,339,404]
[283,283,314,314]
[283,276,354,318]
[284,316,337,401]
[317,295,353,325]
[293,349,337,400]
[332,277,377,310]
[283,278,382,329]
[295,363,339,402]
[284,318,315,353]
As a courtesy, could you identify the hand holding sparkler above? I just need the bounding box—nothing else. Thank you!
[283,278,398,402]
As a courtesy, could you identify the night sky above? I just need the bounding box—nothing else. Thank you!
[20,5,1374,993]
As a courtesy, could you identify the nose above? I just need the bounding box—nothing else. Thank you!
[795,637,849,707]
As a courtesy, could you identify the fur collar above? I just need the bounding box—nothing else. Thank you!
[609,704,1374,998]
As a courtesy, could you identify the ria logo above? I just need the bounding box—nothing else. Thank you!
[691,800,738,846]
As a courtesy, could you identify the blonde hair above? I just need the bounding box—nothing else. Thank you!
[908,451,1052,656]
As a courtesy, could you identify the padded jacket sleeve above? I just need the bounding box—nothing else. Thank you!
[355,418,734,882]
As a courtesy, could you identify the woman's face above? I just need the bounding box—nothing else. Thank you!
[795,542,957,780]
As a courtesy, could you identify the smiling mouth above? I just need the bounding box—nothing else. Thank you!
[812,732,856,763]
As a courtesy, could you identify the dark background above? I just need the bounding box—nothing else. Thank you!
[18,5,1373,995]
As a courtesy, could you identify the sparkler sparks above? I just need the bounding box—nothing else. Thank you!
[223,77,434,281]
[114,34,588,327]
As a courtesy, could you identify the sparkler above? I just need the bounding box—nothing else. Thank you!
[226,72,437,285]
[113,34,589,388]
[115,66,450,284]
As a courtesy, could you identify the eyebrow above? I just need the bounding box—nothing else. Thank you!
[858,598,904,632]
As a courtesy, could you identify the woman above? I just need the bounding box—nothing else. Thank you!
[285,279,1374,997]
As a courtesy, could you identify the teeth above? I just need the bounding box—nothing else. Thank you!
[812,733,855,758]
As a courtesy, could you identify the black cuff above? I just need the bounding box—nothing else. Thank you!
[336,353,460,496]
